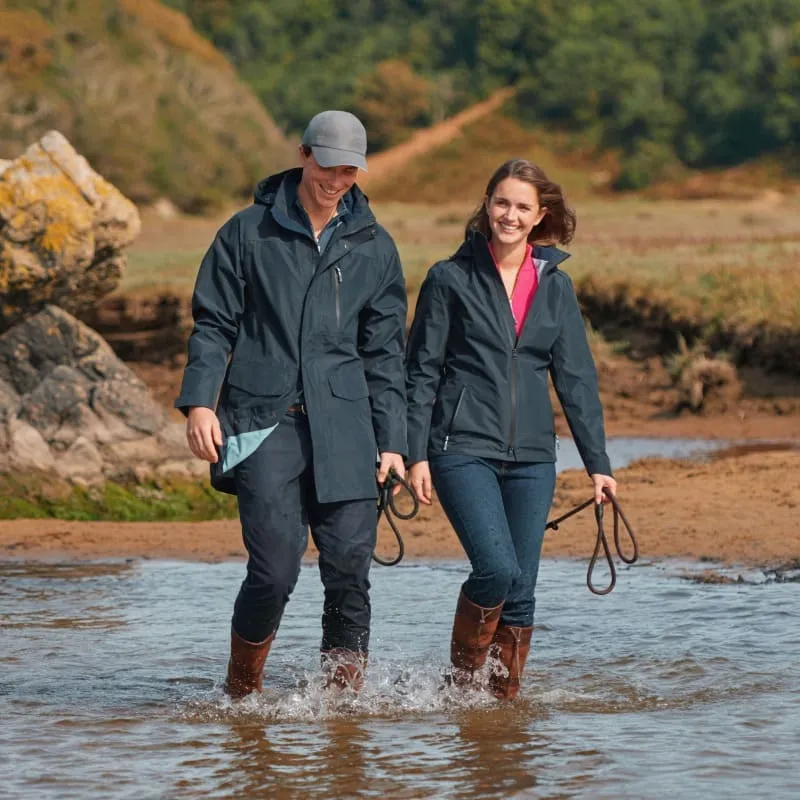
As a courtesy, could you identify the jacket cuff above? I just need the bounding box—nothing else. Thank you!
[584,454,613,477]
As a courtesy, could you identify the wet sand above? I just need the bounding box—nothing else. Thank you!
[2,446,798,568]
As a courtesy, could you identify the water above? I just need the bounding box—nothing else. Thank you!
[557,436,727,473]
[2,558,799,799]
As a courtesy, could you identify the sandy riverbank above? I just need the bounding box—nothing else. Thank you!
[2,446,798,568]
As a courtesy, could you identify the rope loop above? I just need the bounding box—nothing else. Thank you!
[546,489,640,595]
[374,469,419,566]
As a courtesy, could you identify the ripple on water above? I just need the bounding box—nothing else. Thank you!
[2,558,799,799]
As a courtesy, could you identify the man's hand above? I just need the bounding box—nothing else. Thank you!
[408,461,433,505]
[186,407,223,463]
[377,452,405,496]
[591,473,617,505]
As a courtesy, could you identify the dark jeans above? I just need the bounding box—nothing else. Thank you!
[430,454,556,627]
[232,411,377,652]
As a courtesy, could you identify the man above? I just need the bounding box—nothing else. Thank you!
[175,110,407,698]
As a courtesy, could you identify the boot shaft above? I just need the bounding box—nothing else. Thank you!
[224,629,275,699]
[489,624,533,700]
[450,590,504,679]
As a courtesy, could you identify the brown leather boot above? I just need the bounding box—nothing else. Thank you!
[224,629,275,699]
[450,590,504,687]
[488,624,533,700]
[321,648,368,692]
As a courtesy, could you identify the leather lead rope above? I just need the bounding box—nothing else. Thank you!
[374,470,419,566]
[545,488,639,595]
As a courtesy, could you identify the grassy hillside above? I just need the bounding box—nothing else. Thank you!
[0,0,293,211]
[365,106,616,205]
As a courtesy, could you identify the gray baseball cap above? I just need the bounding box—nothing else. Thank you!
[302,110,368,171]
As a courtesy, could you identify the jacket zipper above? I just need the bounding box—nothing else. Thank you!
[508,348,518,458]
[443,386,467,451]
[334,265,342,326]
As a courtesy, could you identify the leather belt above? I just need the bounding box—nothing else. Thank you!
[287,403,307,414]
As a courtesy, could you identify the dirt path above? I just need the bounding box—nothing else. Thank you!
[361,88,516,185]
[2,447,798,568]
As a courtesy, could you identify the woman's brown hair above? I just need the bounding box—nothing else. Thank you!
[465,159,576,245]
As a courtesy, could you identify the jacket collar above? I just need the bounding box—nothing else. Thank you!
[459,230,571,274]
[254,168,375,238]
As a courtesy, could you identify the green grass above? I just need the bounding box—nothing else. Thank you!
[123,191,800,345]
[0,473,238,521]
[122,247,207,293]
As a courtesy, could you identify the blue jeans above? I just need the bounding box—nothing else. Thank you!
[430,454,556,627]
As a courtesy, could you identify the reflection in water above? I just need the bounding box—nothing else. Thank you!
[2,559,800,799]
[452,707,549,797]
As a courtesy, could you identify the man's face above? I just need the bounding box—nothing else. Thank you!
[299,147,359,212]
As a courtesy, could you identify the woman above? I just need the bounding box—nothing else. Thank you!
[406,159,616,700]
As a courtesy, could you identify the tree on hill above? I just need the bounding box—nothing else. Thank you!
[352,60,434,150]
[169,0,800,186]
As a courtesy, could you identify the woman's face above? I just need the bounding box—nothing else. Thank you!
[486,177,546,248]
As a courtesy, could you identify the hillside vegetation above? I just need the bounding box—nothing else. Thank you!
[0,0,293,211]
[168,0,800,188]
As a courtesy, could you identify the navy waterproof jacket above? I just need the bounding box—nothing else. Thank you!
[175,168,407,502]
[405,231,611,476]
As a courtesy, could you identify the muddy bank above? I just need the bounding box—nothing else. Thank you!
[2,448,798,567]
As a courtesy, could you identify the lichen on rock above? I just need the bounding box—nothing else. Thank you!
[0,130,141,333]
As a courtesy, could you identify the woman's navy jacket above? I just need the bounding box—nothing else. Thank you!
[406,231,611,476]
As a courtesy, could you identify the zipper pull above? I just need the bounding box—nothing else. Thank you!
[555,432,560,452]
[335,266,343,283]
[443,434,450,451]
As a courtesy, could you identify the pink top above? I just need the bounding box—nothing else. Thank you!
[489,242,539,337]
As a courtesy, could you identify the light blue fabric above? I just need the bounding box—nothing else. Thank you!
[221,423,279,473]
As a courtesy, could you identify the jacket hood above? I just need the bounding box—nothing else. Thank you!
[455,230,571,273]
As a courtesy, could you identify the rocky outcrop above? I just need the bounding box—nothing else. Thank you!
[0,130,141,334]
[0,306,203,483]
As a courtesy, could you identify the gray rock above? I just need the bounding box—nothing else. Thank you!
[20,365,90,435]
[157,460,208,478]
[0,305,113,394]
[0,377,20,421]
[55,436,104,483]
[91,379,165,435]
[0,307,199,483]
[7,417,56,472]
[156,422,194,459]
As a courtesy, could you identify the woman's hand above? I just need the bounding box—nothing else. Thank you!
[590,473,617,505]
[408,461,433,505]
